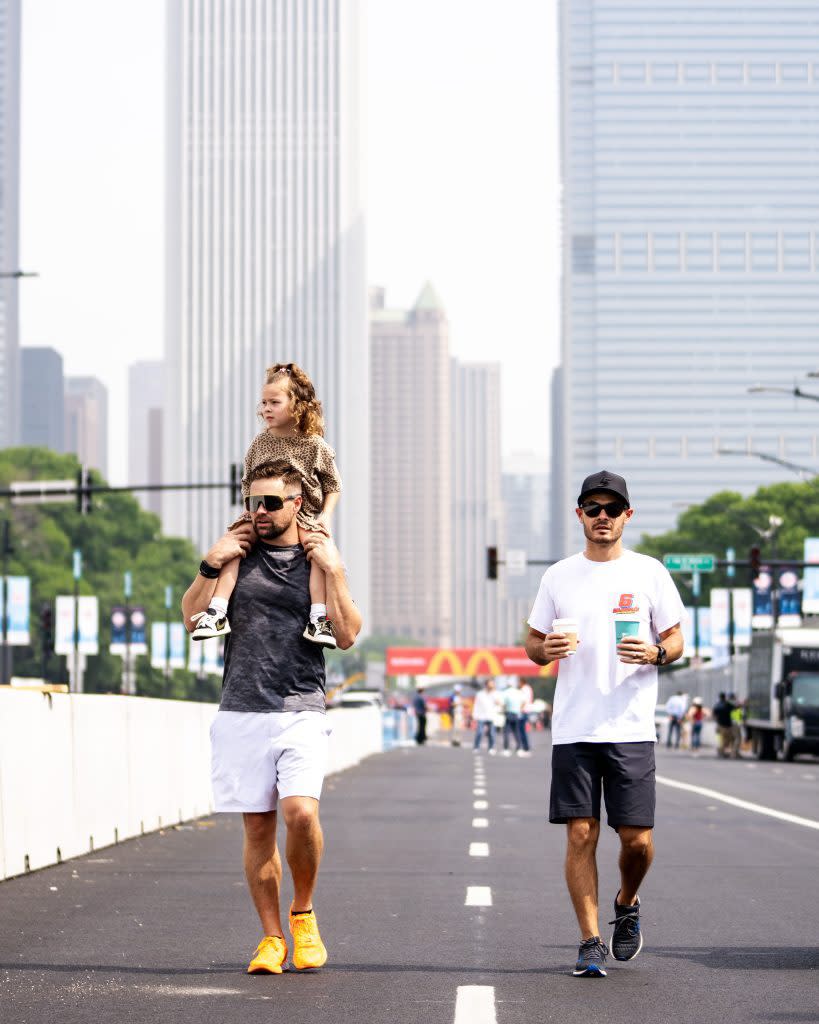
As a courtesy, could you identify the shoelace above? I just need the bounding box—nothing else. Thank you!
[609,906,639,935]
[291,915,317,945]
[579,937,609,962]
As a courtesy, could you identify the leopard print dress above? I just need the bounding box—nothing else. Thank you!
[230,431,341,531]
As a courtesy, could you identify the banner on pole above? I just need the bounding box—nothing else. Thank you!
[731,588,752,647]
[77,596,99,654]
[751,567,774,629]
[2,576,31,645]
[803,538,819,614]
[778,569,802,628]
[54,596,75,655]
[710,589,730,663]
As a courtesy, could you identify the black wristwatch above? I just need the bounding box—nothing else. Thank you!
[655,644,667,666]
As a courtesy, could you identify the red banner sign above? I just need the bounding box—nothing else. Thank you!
[385,647,557,678]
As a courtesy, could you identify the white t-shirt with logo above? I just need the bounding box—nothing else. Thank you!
[528,549,685,745]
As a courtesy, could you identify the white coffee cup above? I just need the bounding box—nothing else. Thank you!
[552,617,579,654]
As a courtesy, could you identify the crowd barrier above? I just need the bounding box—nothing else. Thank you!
[0,690,383,882]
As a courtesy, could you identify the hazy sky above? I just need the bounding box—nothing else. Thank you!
[20,0,560,485]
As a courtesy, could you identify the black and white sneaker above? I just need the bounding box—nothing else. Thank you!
[573,936,609,977]
[303,616,337,649]
[190,609,231,641]
[610,894,643,961]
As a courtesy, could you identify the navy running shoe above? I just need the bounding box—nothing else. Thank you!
[573,936,609,977]
[610,894,643,961]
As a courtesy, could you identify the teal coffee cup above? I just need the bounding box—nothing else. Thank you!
[614,618,641,645]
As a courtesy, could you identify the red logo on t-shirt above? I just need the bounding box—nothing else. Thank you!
[612,593,640,614]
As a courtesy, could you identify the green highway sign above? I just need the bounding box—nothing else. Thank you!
[663,553,716,573]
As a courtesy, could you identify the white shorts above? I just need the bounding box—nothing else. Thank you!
[210,710,331,813]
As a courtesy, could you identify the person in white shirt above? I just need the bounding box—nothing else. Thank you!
[472,679,500,755]
[525,470,685,979]
[664,691,688,749]
[500,679,529,757]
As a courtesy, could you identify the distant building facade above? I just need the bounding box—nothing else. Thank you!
[0,0,21,447]
[128,361,164,516]
[65,376,108,477]
[164,0,368,621]
[556,1,819,552]
[370,285,452,646]
[20,346,64,452]
[451,360,505,647]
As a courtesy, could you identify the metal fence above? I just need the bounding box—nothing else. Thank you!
[658,655,749,709]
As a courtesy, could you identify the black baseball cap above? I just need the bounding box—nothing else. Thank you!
[577,470,630,507]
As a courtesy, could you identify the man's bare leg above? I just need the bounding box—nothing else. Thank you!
[565,817,601,939]
[617,826,654,906]
[280,796,324,912]
[243,811,284,937]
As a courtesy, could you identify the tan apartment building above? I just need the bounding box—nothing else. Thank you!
[370,284,452,646]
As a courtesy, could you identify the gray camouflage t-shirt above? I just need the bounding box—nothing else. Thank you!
[219,543,326,713]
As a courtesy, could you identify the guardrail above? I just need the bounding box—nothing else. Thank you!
[0,690,383,881]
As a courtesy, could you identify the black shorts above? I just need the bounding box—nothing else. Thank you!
[549,741,656,830]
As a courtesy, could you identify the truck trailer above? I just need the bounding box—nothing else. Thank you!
[746,626,819,761]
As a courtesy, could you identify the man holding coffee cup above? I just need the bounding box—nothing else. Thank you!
[525,470,684,978]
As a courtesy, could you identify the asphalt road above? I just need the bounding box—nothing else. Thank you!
[1,731,818,1024]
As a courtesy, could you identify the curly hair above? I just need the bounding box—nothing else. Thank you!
[261,362,325,436]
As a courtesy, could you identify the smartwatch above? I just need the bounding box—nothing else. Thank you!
[655,644,667,666]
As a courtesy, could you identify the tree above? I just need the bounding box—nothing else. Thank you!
[0,447,217,700]
[635,479,819,605]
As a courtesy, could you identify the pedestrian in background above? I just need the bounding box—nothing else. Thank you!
[413,685,428,746]
[712,692,736,758]
[501,679,526,756]
[519,679,535,752]
[664,691,687,749]
[729,693,744,758]
[525,470,685,978]
[687,697,707,750]
[473,679,500,755]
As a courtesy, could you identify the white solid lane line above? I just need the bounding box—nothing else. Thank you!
[472,817,489,828]
[469,842,489,857]
[656,775,819,831]
[473,800,488,810]
[454,986,497,1024]
[465,886,492,907]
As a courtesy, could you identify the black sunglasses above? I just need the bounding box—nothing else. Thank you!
[244,494,300,513]
[580,500,628,519]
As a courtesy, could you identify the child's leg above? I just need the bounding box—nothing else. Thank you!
[209,556,240,614]
[298,525,327,620]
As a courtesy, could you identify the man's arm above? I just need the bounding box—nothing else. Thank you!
[180,523,255,631]
[301,532,362,649]
[524,626,574,666]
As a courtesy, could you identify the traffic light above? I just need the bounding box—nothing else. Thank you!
[230,463,242,506]
[40,603,54,655]
[749,545,761,579]
[76,466,92,514]
[487,546,498,580]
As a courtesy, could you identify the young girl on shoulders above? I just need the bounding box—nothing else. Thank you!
[191,362,342,647]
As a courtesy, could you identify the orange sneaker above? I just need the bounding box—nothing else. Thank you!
[247,935,288,974]
[289,906,328,970]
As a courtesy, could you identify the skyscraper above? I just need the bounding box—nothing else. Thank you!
[370,285,452,646]
[0,0,20,448]
[556,1,819,552]
[164,1,368,618]
[451,359,504,647]
[20,347,64,452]
[65,376,108,477]
[128,360,164,516]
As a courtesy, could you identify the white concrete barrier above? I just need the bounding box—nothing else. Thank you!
[0,690,382,881]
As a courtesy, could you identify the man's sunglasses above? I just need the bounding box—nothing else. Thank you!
[244,494,300,513]
[580,500,628,519]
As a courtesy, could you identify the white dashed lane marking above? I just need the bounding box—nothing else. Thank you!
[473,788,486,796]
[454,986,496,1024]
[473,800,488,810]
[465,886,492,907]
[472,817,489,828]
[469,842,489,857]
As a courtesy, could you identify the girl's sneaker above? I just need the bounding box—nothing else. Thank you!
[303,616,337,648]
[190,608,231,640]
